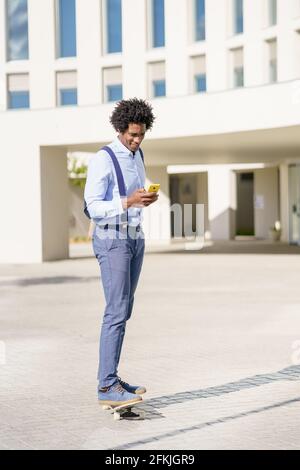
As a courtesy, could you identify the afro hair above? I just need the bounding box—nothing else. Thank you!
[110,98,155,133]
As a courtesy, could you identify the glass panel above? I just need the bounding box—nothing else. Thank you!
[153,79,166,97]
[269,0,277,26]
[152,0,165,48]
[107,0,122,53]
[234,67,244,87]
[195,0,205,41]
[269,59,277,82]
[6,0,29,60]
[58,0,77,57]
[8,90,29,108]
[195,74,206,92]
[107,84,123,101]
[289,165,300,244]
[234,0,243,34]
[60,88,77,106]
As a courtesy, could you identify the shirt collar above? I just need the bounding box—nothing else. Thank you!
[112,136,134,156]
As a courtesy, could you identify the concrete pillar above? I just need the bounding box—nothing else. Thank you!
[122,0,147,98]
[254,167,279,239]
[0,0,5,110]
[279,163,290,242]
[28,0,56,108]
[197,172,209,238]
[143,166,170,243]
[206,0,227,92]
[277,0,296,82]
[244,0,265,87]
[0,141,42,263]
[165,0,188,96]
[208,167,237,240]
[40,147,69,261]
[76,0,102,105]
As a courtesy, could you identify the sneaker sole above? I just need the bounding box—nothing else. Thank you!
[135,387,146,395]
[98,397,142,407]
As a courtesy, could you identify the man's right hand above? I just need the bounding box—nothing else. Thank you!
[122,188,158,209]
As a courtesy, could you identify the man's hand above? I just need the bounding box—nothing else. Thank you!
[140,191,159,207]
[122,188,159,209]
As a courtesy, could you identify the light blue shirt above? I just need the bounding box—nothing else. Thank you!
[84,137,146,226]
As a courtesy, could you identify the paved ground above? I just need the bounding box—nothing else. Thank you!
[1,241,300,450]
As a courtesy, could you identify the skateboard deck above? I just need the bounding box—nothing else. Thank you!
[102,401,146,420]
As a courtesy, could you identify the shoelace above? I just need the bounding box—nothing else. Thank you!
[112,382,126,394]
[118,376,129,388]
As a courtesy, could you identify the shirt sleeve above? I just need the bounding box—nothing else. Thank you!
[84,151,125,219]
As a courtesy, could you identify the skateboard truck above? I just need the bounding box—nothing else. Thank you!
[102,402,146,421]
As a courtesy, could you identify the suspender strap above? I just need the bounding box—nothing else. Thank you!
[139,147,144,165]
[101,145,126,197]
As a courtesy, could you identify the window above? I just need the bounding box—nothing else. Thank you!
[268,0,277,26]
[195,0,205,41]
[267,39,277,83]
[152,0,165,48]
[7,73,29,109]
[56,71,77,106]
[105,0,122,53]
[191,55,207,93]
[57,0,77,57]
[153,80,166,97]
[107,84,123,102]
[232,48,244,87]
[148,62,166,97]
[6,0,29,61]
[233,0,243,35]
[103,67,123,102]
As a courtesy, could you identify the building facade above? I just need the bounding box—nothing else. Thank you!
[0,0,300,262]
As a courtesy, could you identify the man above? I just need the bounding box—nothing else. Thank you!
[84,98,158,407]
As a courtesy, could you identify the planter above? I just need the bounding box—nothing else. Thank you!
[269,229,281,242]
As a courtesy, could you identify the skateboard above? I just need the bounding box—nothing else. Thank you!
[102,401,146,421]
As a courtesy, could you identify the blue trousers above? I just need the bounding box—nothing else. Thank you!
[92,225,145,388]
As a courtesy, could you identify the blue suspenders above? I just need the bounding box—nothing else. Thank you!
[83,146,145,220]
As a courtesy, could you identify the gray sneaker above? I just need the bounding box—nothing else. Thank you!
[98,382,142,407]
[118,376,147,395]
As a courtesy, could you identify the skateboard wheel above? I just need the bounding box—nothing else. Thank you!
[102,405,111,410]
[114,412,121,421]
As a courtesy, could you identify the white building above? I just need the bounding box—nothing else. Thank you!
[0,0,300,263]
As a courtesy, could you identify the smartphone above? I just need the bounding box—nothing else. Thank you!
[147,184,160,193]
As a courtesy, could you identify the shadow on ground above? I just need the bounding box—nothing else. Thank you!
[111,364,300,449]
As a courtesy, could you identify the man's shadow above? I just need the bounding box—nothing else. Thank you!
[111,364,300,449]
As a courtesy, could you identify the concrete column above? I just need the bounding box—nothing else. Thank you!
[277,0,296,82]
[143,166,170,243]
[27,0,56,108]
[0,141,42,263]
[165,0,188,96]
[0,0,6,110]
[244,0,265,87]
[254,167,279,239]
[279,163,290,242]
[122,0,147,98]
[76,0,102,105]
[208,167,237,240]
[40,147,69,261]
[197,172,209,238]
[206,0,227,91]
